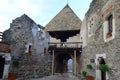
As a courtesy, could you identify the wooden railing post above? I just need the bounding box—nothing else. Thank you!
[52,50,54,75]
[74,50,76,76]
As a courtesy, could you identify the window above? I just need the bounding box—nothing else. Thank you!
[106,15,113,38]
[28,45,32,54]
[25,43,32,53]
[44,47,47,56]
[108,15,113,33]
[88,18,94,37]
[103,14,115,42]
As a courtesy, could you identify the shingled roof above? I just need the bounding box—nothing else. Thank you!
[45,5,82,31]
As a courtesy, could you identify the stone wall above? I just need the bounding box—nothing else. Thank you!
[3,14,51,79]
[81,0,120,80]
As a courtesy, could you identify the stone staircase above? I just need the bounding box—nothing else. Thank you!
[30,73,79,80]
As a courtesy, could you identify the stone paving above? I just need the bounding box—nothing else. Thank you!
[30,73,79,80]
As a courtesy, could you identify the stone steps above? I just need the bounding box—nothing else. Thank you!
[30,73,79,80]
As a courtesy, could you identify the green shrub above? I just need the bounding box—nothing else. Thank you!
[12,60,19,67]
[99,64,109,72]
[82,71,87,77]
[87,64,93,69]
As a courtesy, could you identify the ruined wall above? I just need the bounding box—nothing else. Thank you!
[67,33,80,42]
[3,14,51,79]
[49,36,60,42]
[81,0,120,80]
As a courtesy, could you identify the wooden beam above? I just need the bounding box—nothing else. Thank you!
[52,50,55,75]
[74,50,76,76]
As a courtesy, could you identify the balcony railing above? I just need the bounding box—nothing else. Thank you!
[0,32,3,41]
[48,42,82,48]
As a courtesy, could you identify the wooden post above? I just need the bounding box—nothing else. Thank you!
[52,50,54,75]
[74,50,76,76]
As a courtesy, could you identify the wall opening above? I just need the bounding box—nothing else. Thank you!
[0,56,5,79]
[55,53,72,73]
[98,57,106,80]
[67,59,73,73]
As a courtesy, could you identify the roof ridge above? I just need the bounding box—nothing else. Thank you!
[45,4,82,31]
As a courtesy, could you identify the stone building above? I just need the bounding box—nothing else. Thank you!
[2,14,50,79]
[0,32,11,79]
[0,0,120,79]
[80,0,120,80]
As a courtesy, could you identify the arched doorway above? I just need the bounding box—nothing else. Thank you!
[96,54,108,80]
[67,59,73,73]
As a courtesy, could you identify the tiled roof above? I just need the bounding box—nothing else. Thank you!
[45,5,82,31]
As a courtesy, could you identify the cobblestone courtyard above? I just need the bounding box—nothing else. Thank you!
[30,73,79,80]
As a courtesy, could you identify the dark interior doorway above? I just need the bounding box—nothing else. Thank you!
[55,53,71,73]
[0,56,5,79]
[98,57,106,80]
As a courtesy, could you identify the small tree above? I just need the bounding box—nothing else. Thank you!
[87,64,93,70]
[82,71,87,77]
[12,60,19,67]
[99,64,109,72]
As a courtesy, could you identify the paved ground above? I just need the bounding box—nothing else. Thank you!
[30,73,79,80]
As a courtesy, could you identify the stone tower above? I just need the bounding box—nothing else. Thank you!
[45,5,82,75]
[80,0,120,80]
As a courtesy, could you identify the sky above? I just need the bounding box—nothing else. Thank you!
[0,0,92,32]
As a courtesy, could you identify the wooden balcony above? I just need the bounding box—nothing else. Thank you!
[48,42,82,54]
[49,42,82,48]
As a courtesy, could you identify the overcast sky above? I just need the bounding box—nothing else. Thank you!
[0,0,92,32]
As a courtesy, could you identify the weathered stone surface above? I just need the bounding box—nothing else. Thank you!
[1,0,120,79]
[30,73,78,80]
[3,14,50,79]
[81,0,120,80]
